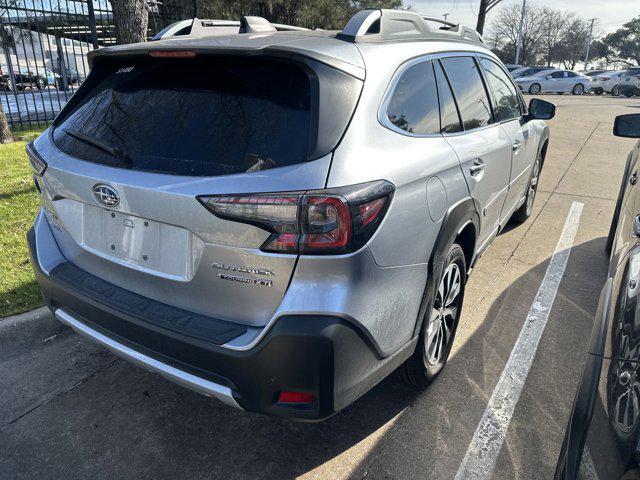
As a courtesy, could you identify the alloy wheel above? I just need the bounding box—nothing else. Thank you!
[426,262,461,366]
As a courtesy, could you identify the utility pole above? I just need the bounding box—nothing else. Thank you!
[443,13,450,20]
[584,18,596,70]
[514,0,526,65]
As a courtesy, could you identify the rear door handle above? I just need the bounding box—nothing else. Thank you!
[470,159,485,177]
[512,140,522,152]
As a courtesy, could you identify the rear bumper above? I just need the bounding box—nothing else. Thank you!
[28,217,415,420]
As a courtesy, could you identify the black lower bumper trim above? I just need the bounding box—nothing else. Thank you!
[50,261,246,345]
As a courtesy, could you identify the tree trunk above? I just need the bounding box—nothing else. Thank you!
[110,0,149,44]
[476,0,488,34]
[0,102,13,144]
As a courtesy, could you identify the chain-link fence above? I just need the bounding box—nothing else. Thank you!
[0,0,181,130]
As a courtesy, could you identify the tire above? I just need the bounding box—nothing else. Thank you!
[36,77,46,90]
[512,152,542,224]
[572,83,585,95]
[625,91,634,98]
[399,243,466,387]
[529,83,541,95]
[594,88,603,95]
[612,86,620,96]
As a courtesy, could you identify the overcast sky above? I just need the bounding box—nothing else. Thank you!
[409,0,640,35]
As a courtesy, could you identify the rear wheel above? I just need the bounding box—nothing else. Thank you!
[572,83,585,95]
[612,85,620,96]
[399,243,466,387]
[512,153,541,224]
[529,83,541,95]
[35,77,46,90]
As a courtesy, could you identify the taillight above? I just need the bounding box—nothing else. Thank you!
[198,180,394,255]
[26,141,47,176]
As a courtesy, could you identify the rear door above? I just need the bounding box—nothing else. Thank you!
[438,55,512,249]
[39,54,362,327]
[477,55,536,220]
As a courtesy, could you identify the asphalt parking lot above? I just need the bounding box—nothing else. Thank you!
[2,94,640,480]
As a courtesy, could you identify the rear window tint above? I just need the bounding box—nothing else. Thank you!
[627,68,640,76]
[53,57,311,176]
[440,56,493,130]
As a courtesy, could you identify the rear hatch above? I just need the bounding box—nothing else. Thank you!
[36,51,362,327]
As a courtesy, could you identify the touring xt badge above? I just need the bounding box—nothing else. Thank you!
[211,262,275,276]
[212,262,274,287]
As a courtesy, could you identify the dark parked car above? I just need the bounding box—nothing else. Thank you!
[556,113,640,479]
[1,65,51,91]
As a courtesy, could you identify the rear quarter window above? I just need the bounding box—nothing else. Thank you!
[385,60,439,135]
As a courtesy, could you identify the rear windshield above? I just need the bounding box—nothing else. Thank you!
[626,68,640,76]
[53,57,312,176]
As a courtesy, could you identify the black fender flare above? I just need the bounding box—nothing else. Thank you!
[411,197,481,338]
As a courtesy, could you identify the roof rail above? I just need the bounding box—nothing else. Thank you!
[338,9,485,46]
[151,16,308,41]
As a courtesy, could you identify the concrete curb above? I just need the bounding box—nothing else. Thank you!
[0,306,50,328]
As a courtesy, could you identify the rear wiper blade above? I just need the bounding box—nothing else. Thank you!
[64,129,127,160]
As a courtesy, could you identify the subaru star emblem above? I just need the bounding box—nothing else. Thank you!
[93,184,120,207]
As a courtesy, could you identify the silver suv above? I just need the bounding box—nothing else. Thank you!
[27,10,554,420]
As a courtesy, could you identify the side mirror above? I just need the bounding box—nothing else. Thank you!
[614,114,640,138]
[527,98,556,120]
[545,75,553,80]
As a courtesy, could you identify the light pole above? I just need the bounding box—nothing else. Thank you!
[514,0,526,65]
[584,18,596,70]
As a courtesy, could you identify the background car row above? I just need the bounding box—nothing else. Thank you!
[0,65,84,91]
[508,64,640,97]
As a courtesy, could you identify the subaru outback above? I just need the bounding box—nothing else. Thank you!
[27,10,555,420]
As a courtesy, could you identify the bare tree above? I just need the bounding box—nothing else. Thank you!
[555,17,591,69]
[110,0,149,44]
[538,8,570,66]
[476,0,504,35]
[488,4,545,65]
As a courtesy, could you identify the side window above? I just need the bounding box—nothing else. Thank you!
[385,60,439,135]
[551,71,564,79]
[440,56,493,130]
[479,57,521,122]
[567,71,577,78]
[434,61,462,133]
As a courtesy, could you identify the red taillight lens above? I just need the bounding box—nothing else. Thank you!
[300,196,351,252]
[198,180,394,255]
[277,391,315,404]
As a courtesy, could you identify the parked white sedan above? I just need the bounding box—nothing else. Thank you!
[515,69,591,95]
[590,70,625,95]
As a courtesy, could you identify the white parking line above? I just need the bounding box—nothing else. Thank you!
[455,201,584,480]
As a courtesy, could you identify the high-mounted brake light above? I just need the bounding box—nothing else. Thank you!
[198,180,394,255]
[149,50,197,58]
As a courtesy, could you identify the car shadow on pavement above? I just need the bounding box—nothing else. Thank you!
[0,238,609,480]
